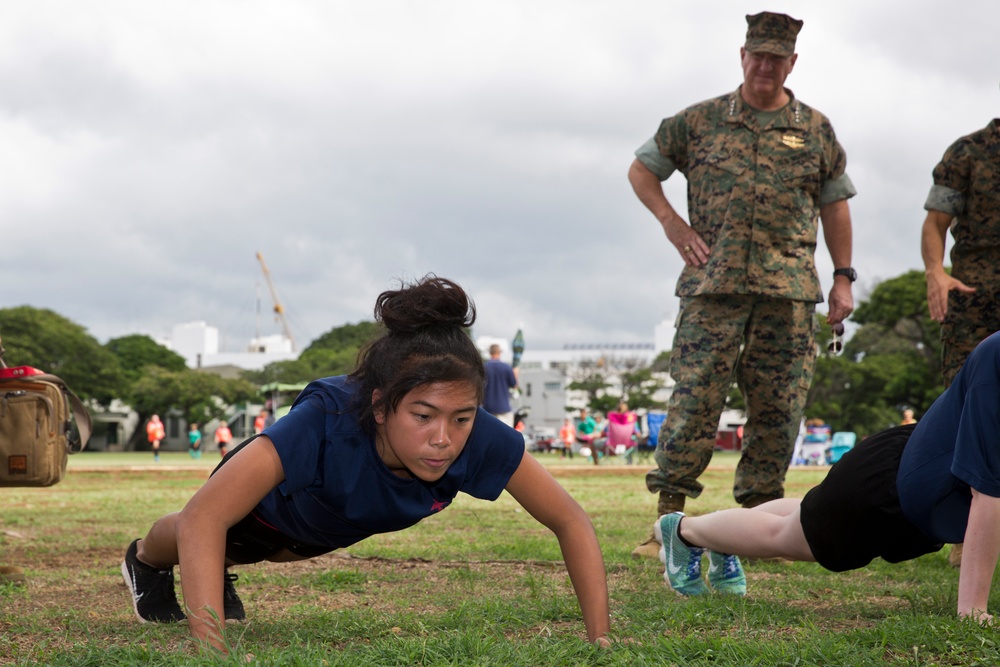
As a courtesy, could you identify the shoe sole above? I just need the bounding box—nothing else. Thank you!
[121,559,152,624]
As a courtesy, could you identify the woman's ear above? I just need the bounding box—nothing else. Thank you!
[372,389,385,425]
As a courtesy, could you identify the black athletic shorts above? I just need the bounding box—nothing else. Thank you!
[211,436,334,565]
[799,424,944,572]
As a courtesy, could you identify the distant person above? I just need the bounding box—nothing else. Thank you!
[575,408,598,461]
[188,423,202,460]
[482,344,518,427]
[607,402,641,465]
[627,10,856,558]
[146,414,166,463]
[253,410,267,435]
[120,276,610,654]
[900,409,917,426]
[214,421,233,458]
[921,113,1000,568]
[589,412,609,466]
[262,408,275,430]
[558,417,576,459]
[655,330,1000,625]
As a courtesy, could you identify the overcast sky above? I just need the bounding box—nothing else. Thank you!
[3,0,998,353]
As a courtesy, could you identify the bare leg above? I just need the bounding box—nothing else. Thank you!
[750,498,802,517]
[136,512,181,569]
[678,502,815,562]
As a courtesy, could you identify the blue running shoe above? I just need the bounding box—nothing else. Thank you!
[708,551,747,596]
[654,512,708,596]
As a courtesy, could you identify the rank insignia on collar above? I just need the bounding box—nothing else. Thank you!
[782,134,805,149]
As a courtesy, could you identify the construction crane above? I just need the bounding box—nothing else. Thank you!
[255,251,298,352]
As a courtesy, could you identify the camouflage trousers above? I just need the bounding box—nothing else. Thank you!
[941,276,1000,387]
[645,294,817,505]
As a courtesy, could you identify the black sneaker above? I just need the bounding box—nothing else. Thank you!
[223,571,246,622]
[121,539,186,623]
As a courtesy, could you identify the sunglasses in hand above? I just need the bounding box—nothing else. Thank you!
[828,322,845,355]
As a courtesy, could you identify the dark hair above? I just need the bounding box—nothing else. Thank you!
[349,275,485,435]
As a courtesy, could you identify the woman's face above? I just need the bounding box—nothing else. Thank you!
[374,381,479,481]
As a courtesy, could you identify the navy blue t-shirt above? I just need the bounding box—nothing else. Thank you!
[897,331,1000,543]
[482,359,516,414]
[255,376,526,549]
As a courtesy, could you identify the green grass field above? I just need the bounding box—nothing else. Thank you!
[1,450,997,665]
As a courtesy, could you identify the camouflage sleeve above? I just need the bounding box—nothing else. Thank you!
[635,137,677,181]
[810,113,855,205]
[930,138,971,199]
[924,184,964,215]
[654,112,691,173]
[819,173,857,205]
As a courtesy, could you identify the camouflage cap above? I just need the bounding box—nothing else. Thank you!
[744,11,803,57]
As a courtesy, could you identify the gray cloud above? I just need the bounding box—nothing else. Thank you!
[3,0,998,352]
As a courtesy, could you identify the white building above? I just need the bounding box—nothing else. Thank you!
[166,321,297,370]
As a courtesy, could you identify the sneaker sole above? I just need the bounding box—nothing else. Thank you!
[121,559,152,624]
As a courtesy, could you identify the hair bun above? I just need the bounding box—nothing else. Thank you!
[375,274,476,334]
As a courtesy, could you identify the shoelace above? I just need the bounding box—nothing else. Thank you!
[686,548,704,578]
[719,555,740,578]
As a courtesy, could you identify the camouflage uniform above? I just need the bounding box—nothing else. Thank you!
[925,119,1000,387]
[637,88,856,506]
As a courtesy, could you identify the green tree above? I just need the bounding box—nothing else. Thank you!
[128,367,258,450]
[0,306,124,405]
[105,334,187,386]
[805,270,944,437]
[245,321,381,384]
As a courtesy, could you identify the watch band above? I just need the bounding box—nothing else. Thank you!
[833,267,857,282]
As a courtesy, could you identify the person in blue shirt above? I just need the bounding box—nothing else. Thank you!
[121,276,611,653]
[655,329,1000,623]
[482,343,518,426]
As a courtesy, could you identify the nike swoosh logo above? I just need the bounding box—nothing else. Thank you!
[667,532,682,575]
[129,571,144,600]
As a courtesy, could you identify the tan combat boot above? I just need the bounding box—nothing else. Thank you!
[0,565,26,584]
[948,543,963,569]
[631,492,686,559]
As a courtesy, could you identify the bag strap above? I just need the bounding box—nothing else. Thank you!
[26,374,93,452]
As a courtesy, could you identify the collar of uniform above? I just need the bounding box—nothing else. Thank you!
[726,86,803,128]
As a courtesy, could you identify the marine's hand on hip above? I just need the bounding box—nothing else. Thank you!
[663,217,708,267]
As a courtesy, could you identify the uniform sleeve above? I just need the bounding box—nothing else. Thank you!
[819,173,857,205]
[924,184,965,216]
[818,118,855,204]
[932,138,972,194]
[635,137,677,181]
[925,139,970,215]
[654,112,691,174]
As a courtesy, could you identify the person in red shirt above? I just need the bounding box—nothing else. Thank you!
[146,415,166,462]
[214,422,233,458]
